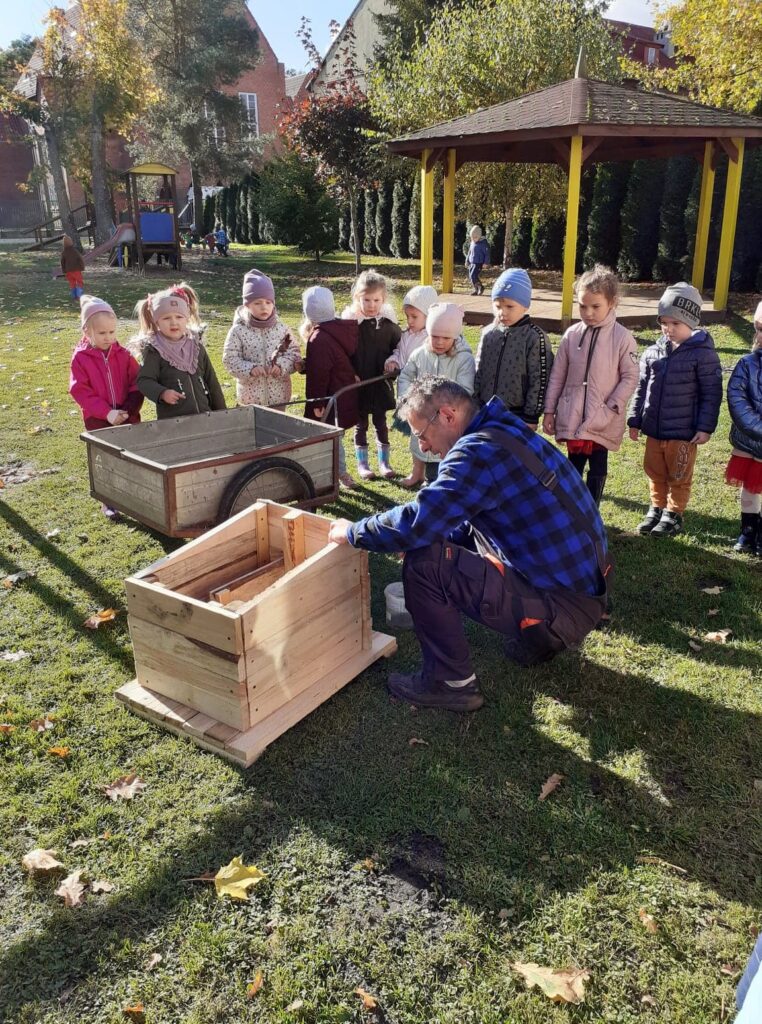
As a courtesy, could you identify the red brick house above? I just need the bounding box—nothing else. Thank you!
[606,19,676,70]
[3,2,287,234]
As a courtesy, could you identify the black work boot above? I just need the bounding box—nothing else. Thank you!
[586,475,607,507]
[387,670,484,711]
[636,506,662,535]
[733,512,759,554]
[651,510,683,537]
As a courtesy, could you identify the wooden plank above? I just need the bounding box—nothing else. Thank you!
[125,576,243,655]
[282,509,306,571]
[175,552,261,601]
[131,660,248,729]
[229,632,398,765]
[255,502,270,564]
[266,503,330,560]
[214,559,285,606]
[359,551,372,651]
[184,712,220,738]
[88,447,167,523]
[128,616,245,683]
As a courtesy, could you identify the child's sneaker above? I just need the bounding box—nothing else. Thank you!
[636,507,662,534]
[339,471,357,490]
[651,510,683,537]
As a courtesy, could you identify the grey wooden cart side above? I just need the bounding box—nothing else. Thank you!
[81,406,342,537]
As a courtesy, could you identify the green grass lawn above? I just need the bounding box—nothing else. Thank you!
[0,243,760,1024]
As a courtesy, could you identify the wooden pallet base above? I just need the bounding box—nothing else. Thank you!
[116,630,397,767]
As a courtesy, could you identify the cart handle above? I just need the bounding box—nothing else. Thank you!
[281,373,395,423]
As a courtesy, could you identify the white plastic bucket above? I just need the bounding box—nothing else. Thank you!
[384,581,413,629]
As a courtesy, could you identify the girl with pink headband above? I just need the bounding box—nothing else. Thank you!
[131,284,226,419]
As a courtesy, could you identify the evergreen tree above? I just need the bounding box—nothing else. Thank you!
[390,178,411,258]
[576,167,596,273]
[454,220,466,265]
[338,206,351,250]
[653,157,697,281]
[202,193,215,234]
[512,215,533,267]
[258,153,339,261]
[375,180,393,255]
[237,177,250,243]
[215,187,226,229]
[226,181,239,240]
[530,212,564,269]
[364,187,377,255]
[352,190,366,255]
[408,175,420,258]
[247,173,260,244]
[584,162,631,269]
[618,159,667,281]
[433,196,443,261]
[731,148,762,291]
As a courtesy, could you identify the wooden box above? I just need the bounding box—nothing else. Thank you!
[116,500,396,766]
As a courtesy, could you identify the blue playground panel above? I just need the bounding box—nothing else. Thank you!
[140,212,174,244]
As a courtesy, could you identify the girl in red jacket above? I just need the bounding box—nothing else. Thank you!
[69,295,143,516]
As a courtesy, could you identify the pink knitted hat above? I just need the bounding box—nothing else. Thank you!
[149,291,190,320]
[426,302,464,338]
[80,294,115,329]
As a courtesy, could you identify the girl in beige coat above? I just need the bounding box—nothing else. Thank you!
[543,265,639,506]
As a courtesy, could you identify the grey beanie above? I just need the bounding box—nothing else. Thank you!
[303,285,335,324]
[658,282,703,329]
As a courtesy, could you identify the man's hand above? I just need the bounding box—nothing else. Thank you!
[628,427,640,442]
[690,430,711,445]
[542,413,556,435]
[160,389,184,405]
[328,518,353,545]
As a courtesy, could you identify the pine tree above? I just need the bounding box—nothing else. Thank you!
[408,174,421,258]
[653,157,697,281]
[338,206,351,250]
[512,215,533,267]
[584,162,631,269]
[618,159,667,281]
[247,175,260,244]
[375,181,393,255]
[202,194,215,234]
[731,148,762,291]
[390,178,411,258]
[215,187,226,229]
[576,167,596,273]
[454,220,466,265]
[352,190,366,255]
[530,213,564,269]
[226,182,239,241]
[237,177,250,243]
[363,188,377,255]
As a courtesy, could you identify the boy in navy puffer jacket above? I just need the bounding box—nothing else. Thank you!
[627,282,722,537]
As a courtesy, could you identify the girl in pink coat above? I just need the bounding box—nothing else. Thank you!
[542,265,639,506]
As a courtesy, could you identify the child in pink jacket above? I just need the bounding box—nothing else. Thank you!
[542,265,639,506]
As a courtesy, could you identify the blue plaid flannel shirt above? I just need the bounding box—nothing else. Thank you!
[347,397,606,596]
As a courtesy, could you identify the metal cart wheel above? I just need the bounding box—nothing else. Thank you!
[216,457,316,522]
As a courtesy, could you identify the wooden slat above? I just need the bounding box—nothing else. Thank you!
[125,576,243,655]
[359,551,372,651]
[255,502,270,564]
[175,553,261,601]
[128,616,245,683]
[214,559,285,606]
[282,509,306,571]
[131,661,248,729]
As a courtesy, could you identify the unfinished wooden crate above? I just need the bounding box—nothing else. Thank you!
[116,500,397,766]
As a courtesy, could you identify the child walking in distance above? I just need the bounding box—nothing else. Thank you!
[543,265,638,507]
[222,269,302,410]
[342,269,401,480]
[132,286,226,419]
[397,303,475,488]
[69,295,143,518]
[301,286,360,489]
[465,225,490,296]
[475,268,553,429]
[384,285,438,376]
[628,282,722,537]
[61,236,85,300]
[725,301,762,555]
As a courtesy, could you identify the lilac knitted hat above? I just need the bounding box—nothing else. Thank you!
[80,294,115,329]
[243,269,275,304]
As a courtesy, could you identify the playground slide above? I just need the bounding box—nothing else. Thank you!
[52,223,136,277]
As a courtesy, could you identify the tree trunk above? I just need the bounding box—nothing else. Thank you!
[190,163,203,230]
[89,98,114,245]
[503,199,514,269]
[43,121,83,252]
[347,180,362,276]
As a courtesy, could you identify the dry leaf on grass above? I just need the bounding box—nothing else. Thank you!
[91,879,115,894]
[285,999,304,1012]
[638,908,659,933]
[511,962,590,1004]
[55,870,86,907]
[45,529,60,540]
[1,650,30,662]
[636,855,687,874]
[83,608,117,630]
[641,994,658,1007]
[720,964,738,976]
[146,953,163,971]
[688,640,702,652]
[22,848,65,876]
[707,608,720,617]
[539,773,564,801]
[3,570,36,588]
[700,585,725,595]
[0,723,16,733]
[247,970,264,998]
[408,737,428,747]
[214,856,266,900]
[704,629,733,643]
[122,1003,146,1023]
[48,746,71,758]
[28,717,54,732]
[103,774,147,802]
[354,986,378,1009]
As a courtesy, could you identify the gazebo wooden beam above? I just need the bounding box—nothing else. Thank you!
[424,147,446,172]
[714,137,745,311]
[550,140,570,171]
[581,137,603,164]
[716,137,739,164]
[692,141,715,292]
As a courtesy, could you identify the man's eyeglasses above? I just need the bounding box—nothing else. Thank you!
[411,407,440,444]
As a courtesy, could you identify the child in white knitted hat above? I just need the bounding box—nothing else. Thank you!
[384,285,438,376]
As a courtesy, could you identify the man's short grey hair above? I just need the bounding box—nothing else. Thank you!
[397,375,477,421]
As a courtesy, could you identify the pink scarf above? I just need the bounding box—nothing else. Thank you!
[150,331,200,373]
[243,305,278,329]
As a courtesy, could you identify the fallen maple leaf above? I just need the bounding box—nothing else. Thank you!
[214,856,266,900]
[707,608,720,617]
[22,848,65,876]
[48,746,71,758]
[3,570,36,588]
[103,774,147,801]
[408,737,428,747]
[641,994,658,1007]
[511,962,590,1004]
[91,879,115,894]
[638,908,659,933]
[539,773,564,801]
[83,608,117,630]
[704,628,732,643]
[688,640,702,652]
[354,986,378,1009]
[28,717,55,732]
[0,723,16,733]
[700,585,725,595]
[247,970,264,998]
[1,650,29,662]
[146,953,163,971]
[720,964,738,976]
[122,1004,146,1023]
[285,999,304,1012]
[55,870,86,907]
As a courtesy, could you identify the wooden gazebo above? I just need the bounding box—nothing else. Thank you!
[388,75,762,324]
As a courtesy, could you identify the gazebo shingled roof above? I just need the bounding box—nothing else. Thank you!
[387,75,762,321]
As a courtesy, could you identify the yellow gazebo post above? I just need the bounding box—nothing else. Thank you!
[441,149,457,293]
[420,149,435,286]
[561,135,583,325]
[691,141,715,292]
[713,137,745,311]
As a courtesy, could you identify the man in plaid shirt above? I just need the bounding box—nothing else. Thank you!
[329,376,609,711]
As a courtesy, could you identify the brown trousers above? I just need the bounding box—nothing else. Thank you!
[644,437,698,513]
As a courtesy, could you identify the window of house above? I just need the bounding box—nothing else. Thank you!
[239,93,259,138]
[203,100,226,147]
[645,46,657,64]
